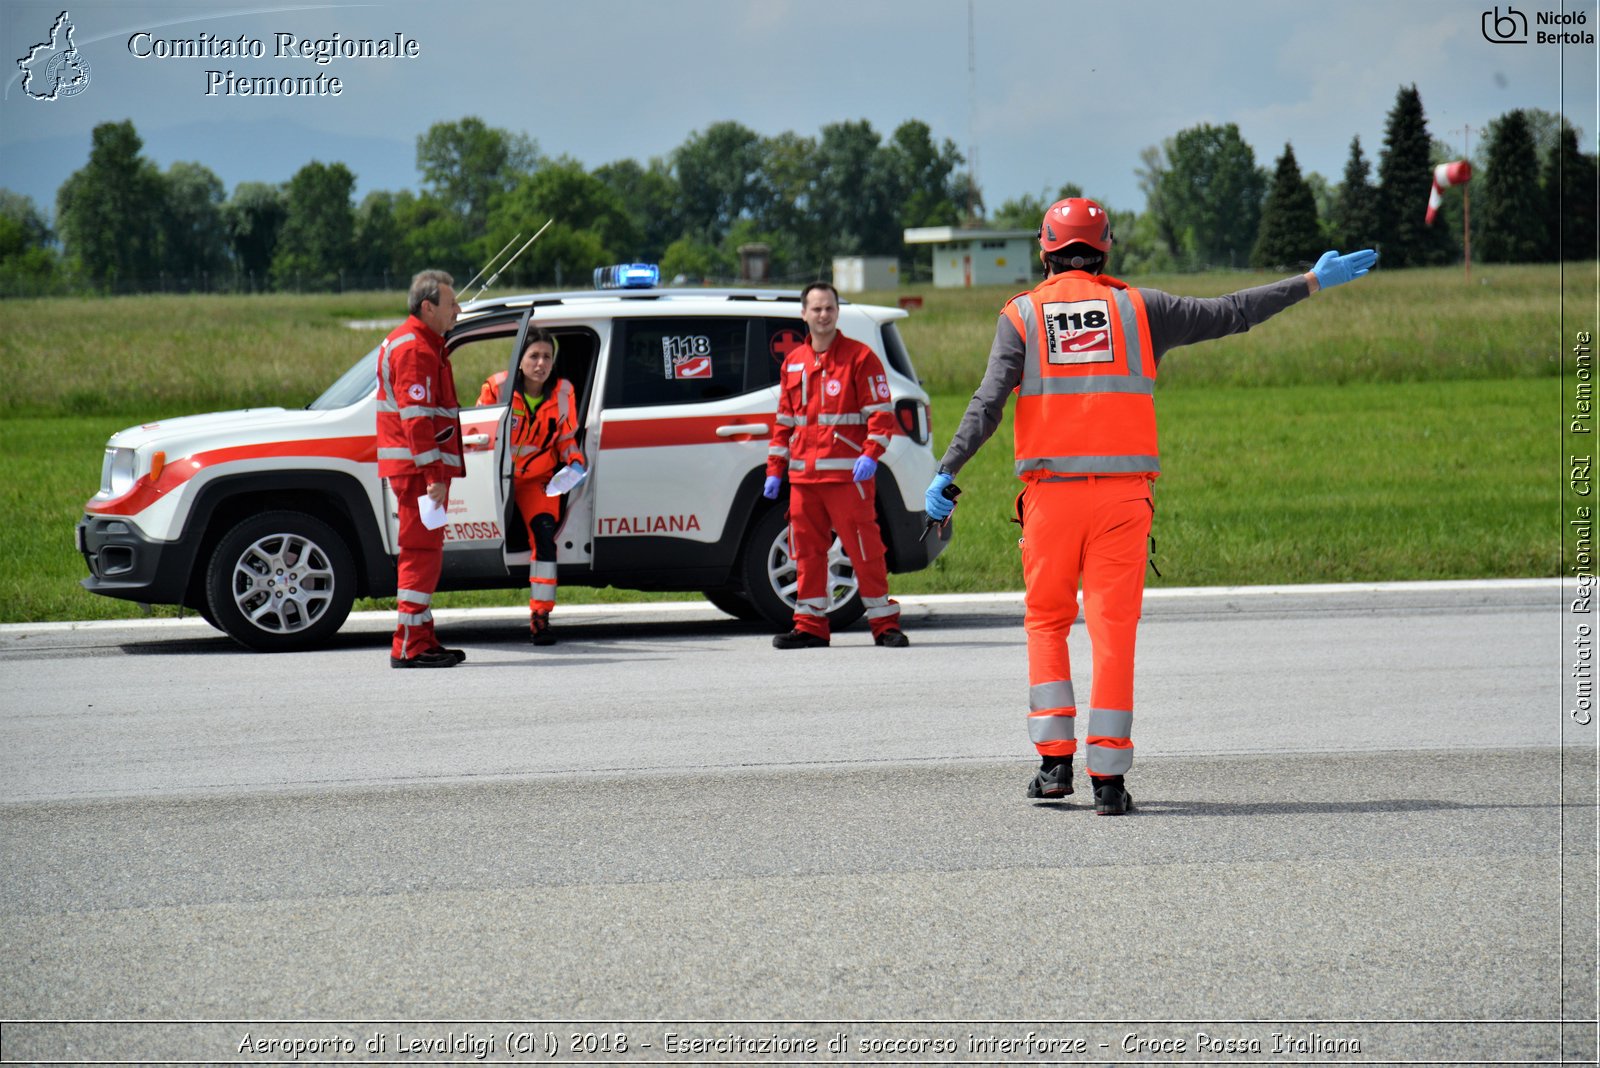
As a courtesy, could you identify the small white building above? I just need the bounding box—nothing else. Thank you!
[831,255,899,293]
[902,226,1036,288]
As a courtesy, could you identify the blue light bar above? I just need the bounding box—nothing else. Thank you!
[593,263,660,289]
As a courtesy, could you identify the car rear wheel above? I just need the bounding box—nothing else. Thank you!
[204,510,356,652]
[739,505,865,632]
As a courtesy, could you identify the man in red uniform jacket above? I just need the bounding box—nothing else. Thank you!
[376,269,463,668]
[762,282,908,649]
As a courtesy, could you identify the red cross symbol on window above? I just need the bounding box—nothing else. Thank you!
[770,329,804,360]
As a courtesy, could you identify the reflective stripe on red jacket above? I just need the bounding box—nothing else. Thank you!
[764,333,895,484]
[1007,271,1159,480]
[375,314,462,482]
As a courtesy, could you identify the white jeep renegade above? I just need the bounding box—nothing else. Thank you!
[76,282,951,650]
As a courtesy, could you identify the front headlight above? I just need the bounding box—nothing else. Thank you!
[98,447,138,498]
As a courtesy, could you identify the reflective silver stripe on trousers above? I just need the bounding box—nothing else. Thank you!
[1028,714,1076,743]
[1030,680,1076,711]
[1016,454,1161,475]
[794,597,828,618]
[397,588,433,605]
[1085,706,1135,777]
[530,561,558,581]
[1018,376,1155,397]
[1086,746,1133,776]
[862,596,898,619]
[817,413,865,425]
[1087,707,1133,739]
[397,609,432,626]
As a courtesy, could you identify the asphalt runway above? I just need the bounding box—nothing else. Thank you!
[0,580,1593,1064]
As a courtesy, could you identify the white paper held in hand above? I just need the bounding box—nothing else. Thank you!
[416,493,449,530]
[546,463,589,495]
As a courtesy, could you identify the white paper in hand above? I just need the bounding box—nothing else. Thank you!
[416,493,449,530]
[546,464,589,496]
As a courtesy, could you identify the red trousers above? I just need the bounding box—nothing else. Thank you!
[788,480,899,638]
[1019,475,1153,778]
[513,477,560,614]
[390,474,446,659]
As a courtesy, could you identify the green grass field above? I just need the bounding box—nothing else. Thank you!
[1,263,1581,623]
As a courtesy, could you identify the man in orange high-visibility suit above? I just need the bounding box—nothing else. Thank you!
[925,198,1377,813]
[478,326,585,645]
[376,269,463,668]
[762,281,908,649]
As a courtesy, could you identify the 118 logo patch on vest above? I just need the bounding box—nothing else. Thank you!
[1042,299,1112,364]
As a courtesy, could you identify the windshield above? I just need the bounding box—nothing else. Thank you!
[308,347,379,410]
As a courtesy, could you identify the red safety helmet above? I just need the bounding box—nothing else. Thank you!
[1039,197,1113,254]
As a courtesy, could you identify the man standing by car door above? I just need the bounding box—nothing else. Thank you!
[762,282,909,649]
[376,269,463,668]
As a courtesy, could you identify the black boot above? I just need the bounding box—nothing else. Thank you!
[1092,775,1134,815]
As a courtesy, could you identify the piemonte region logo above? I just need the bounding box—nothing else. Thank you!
[17,10,91,101]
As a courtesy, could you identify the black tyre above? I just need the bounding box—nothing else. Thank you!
[738,505,865,631]
[702,587,763,621]
[204,510,356,652]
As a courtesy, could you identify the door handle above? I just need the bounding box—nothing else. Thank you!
[715,423,769,437]
[462,433,492,449]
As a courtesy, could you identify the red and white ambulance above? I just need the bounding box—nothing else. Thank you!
[76,276,951,650]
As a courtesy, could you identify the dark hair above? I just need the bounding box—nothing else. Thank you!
[1044,244,1105,276]
[800,281,839,308]
[516,326,559,402]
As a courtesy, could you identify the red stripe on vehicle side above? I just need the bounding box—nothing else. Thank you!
[598,414,772,450]
[85,435,378,517]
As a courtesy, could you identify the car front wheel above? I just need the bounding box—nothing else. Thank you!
[739,504,865,632]
[204,510,356,652]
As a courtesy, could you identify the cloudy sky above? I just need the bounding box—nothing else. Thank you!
[3,0,1594,227]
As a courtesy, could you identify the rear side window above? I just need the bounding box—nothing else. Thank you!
[880,321,917,381]
[605,317,747,408]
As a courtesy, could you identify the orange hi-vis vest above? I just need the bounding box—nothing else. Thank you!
[484,374,583,483]
[1006,270,1159,480]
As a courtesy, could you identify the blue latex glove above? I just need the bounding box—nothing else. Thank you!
[1312,248,1378,290]
[925,472,955,521]
[852,454,878,482]
[763,474,782,499]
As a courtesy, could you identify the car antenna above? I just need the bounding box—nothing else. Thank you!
[461,232,522,295]
[471,219,552,303]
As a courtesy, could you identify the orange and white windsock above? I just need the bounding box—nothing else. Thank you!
[1426,160,1473,225]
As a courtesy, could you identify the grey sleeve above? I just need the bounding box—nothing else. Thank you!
[1141,274,1313,364]
[938,314,1024,475]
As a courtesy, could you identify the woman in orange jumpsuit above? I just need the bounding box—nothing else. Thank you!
[479,327,584,645]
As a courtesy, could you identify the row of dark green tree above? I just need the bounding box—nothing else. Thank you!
[2,84,1594,296]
